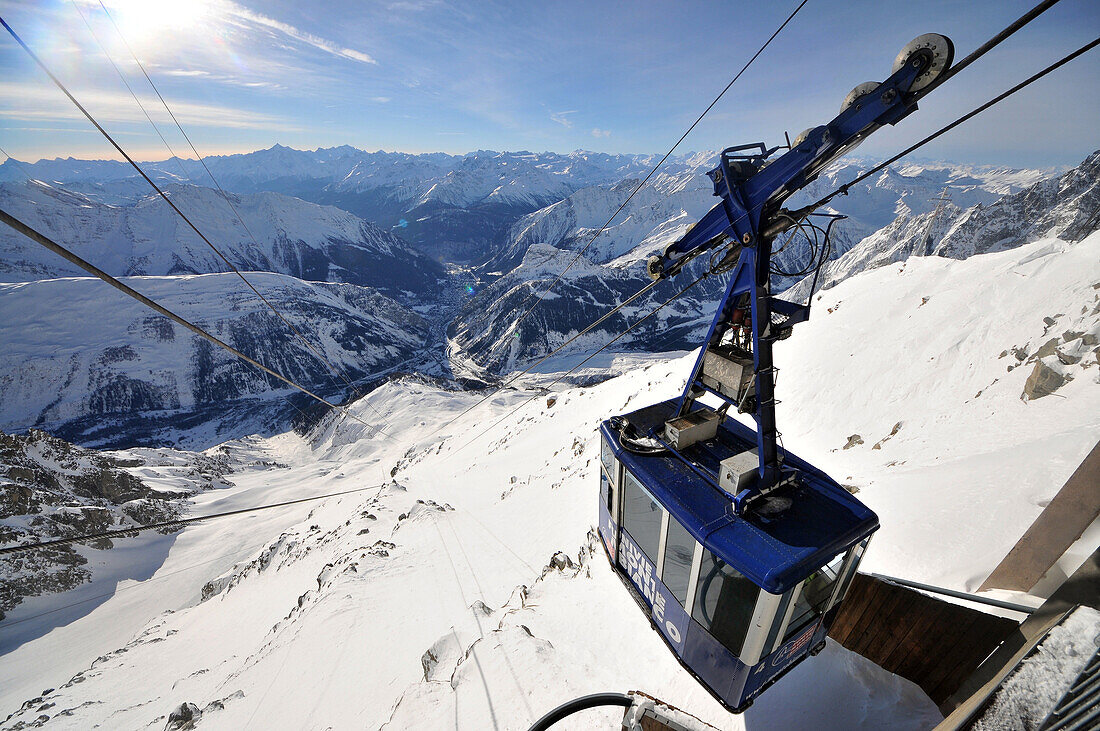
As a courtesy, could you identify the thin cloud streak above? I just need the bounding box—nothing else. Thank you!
[0,82,302,132]
[218,1,378,66]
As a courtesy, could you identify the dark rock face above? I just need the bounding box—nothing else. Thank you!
[0,430,231,619]
[164,702,202,731]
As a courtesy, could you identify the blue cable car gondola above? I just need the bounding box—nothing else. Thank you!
[596,33,954,712]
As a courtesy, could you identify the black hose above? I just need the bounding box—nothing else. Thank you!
[528,693,634,731]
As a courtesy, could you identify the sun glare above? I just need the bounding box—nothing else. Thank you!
[104,0,211,43]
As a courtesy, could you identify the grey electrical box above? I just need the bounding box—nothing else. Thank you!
[700,344,755,404]
[719,449,759,494]
[665,408,720,450]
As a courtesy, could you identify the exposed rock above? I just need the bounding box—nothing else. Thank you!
[164,702,202,731]
[843,434,864,450]
[872,422,903,450]
[0,430,223,616]
[1022,359,1068,401]
[1030,338,1061,362]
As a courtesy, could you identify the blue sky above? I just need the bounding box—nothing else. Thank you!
[0,0,1096,168]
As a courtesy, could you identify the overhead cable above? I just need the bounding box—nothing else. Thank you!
[808,34,1099,212]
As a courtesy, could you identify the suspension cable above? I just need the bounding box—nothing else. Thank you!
[483,0,811,362]
[931,0,1061,89]
[0,207,377,430]
[0,483,384,557]
[0,15,392,433]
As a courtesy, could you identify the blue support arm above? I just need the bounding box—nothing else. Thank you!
[649,37,951,513]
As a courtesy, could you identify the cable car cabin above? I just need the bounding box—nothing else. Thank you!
[597,400,877,713]
[585,32,955,713]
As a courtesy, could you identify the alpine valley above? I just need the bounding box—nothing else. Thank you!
[1,146,1097,730]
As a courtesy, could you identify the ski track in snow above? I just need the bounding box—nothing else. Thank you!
[1,233,1098,729]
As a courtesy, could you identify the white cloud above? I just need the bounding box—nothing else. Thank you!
[591,128,611,138]
[218,1,378,65]
[371,97,392,103]
[550,110,576,128]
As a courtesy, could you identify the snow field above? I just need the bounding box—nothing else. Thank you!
[3,233,1097,729]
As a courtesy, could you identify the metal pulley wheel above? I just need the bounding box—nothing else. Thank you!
[892,33,954,91]
[840,81,880,113]
[792,127,815,147]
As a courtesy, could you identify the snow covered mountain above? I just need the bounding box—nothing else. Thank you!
[448,154,1059,374]
[0,147,692,264]
[1,231,1096,730]
[787,150,1100,300]
[450,244,724,375]
[0,272,433,448]
[0,180,444,298]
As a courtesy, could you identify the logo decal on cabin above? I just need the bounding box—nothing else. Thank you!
[618,532,685,650]
[773,624,816,667]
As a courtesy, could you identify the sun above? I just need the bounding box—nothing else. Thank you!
[102,0,211,43]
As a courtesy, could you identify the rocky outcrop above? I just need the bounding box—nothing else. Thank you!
[0,430,232,619]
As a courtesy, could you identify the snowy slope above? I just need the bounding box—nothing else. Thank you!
[0,272,432,447]
[3,232,1096,729]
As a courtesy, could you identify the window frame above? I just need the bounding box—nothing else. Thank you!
[600,434,621,526]
[825,536,870,613]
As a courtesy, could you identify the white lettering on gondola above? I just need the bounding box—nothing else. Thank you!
[619,533,683,647]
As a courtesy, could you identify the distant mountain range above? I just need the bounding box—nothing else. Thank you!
[1,145,1093,445]
[0,147,695,264]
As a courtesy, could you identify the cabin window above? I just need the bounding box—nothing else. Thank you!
[783,551,847,640]
[600,467,612,512]
[661,518,696,606]
[829,537,870,611]
[621,471,663,565]
[691,550,759,657]
[600,435,617,482]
